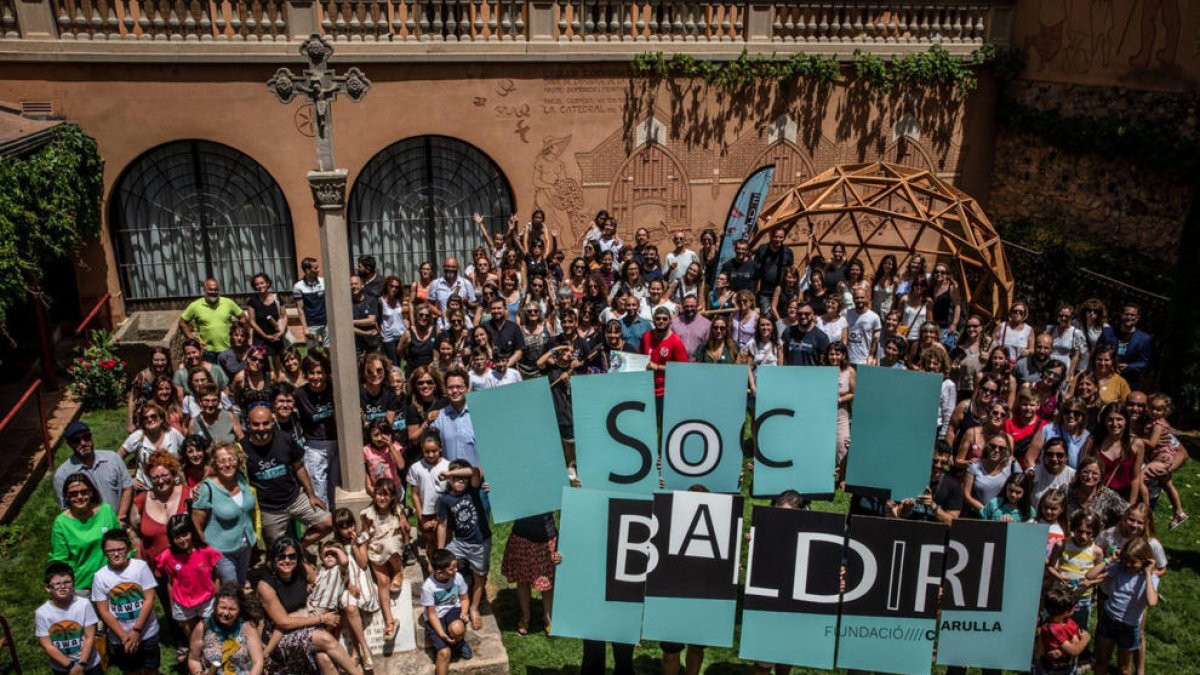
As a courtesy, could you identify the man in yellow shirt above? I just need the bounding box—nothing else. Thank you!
[179,278,244,362]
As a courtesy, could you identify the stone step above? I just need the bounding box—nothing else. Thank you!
[351,555,509,675]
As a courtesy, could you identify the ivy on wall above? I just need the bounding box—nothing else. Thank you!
[0,124,104,331]
[631,44,1013,93]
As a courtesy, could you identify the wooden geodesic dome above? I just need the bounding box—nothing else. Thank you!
[749,162,1013,322]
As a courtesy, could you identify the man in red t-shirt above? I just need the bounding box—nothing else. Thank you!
[641,306,690,399]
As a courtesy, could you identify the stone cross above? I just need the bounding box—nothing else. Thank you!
[266,34,371,511]
[267,34,371,172]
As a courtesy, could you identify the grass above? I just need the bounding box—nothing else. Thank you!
[1,409,1197,674]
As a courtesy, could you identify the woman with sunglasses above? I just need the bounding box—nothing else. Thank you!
[191,443,256,586]
[978,345,1018,408]
[948,314,988,403]
[898,274,932,343]
[52,473,120,593]
[403,366,448,449]
[1066,456,1128,529]
[1030,398,1093,470]
[401,305,438,370]
[954,401,1011,469]
[438,308,473,356]
[693,316,738,364]
[376,274,408,366]
[256,538,361,675]
[230,345,271,410]
[359,352,398,430]
[122,402,187,491]
[962,432,1021,516]
[992,301,1034,363]
[518,303,554,379]
[1030,360,1068,421]
[946,372,1002,452]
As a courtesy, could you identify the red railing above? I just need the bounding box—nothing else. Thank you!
[0,378,51,470]
[74,292,113,346]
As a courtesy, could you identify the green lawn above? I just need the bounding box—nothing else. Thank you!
[1,409,1197,674]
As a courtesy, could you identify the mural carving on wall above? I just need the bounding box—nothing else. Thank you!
[1019,0,1193,87]
[532,135,590,241]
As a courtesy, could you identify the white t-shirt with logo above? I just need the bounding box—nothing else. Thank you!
[91,558,160,641]
[35,595,101,670]
[845,307,882,365]
[407,457,450,515]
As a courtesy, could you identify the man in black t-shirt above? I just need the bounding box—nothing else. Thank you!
[243,406,332,547]
[783,301,830,366]
[350,275,380,356]
[753,226,794,314]
[719,240,757,293]
[483,297,526,369]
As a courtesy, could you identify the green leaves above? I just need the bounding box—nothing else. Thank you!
[0,124,103,331]
[630,44,1007,93]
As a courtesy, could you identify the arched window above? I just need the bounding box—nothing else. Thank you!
[109,140,295,301]
[349,136,514,281]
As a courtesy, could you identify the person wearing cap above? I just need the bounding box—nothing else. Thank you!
[640,306,690,403]
[54,421,133,523]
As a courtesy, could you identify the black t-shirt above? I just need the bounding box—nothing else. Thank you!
[552,333,593,367]
[362,275,382,299]
[525,254,549,280]
[721,258,758,292]
[511,512,558,543]
[783,325,831,366]
[360,385,399,427]
[352,294,380,351]
[244,431,305,510]
[436,486,491,544]
[295,384,336,442]
[754,243,794,292]
[485,319,527,359]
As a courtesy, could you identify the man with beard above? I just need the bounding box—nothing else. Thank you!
[671,295,711,355]
[242,405,331,548]
[783,301,830,367]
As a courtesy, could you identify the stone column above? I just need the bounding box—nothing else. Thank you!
[15,0,58,38]
[306,169,368,512]
[745,0,774,44]
[286,0,319,41]
[527,0,555,42]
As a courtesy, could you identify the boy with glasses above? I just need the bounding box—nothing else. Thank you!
[91,529,160,675]
[36,561,102,675]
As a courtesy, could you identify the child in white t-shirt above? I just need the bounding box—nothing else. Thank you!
[408,432,450,572]
[36,561,102,675]
[90,529,161,675]
[421,548,472,672]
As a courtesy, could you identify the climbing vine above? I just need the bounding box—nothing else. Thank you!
[0,124,104,331]
[631,44,1013,93]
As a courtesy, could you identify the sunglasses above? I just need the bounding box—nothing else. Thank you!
[987,443,1008,451]
[67,489,91,497]
[277,553,298,561]
[417,380,435,386]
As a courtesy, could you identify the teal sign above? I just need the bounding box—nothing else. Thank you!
[844,367,942,500]
[752,365,838,498]
[660,363,748,493]
[469,378,567,523]
[570,371,659,494]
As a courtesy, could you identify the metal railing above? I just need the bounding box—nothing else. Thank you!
[74,292,113,348]
[0,379,52,469]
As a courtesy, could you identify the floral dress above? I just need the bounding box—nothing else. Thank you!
[201,618,254,675]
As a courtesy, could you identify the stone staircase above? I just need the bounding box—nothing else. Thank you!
[345,561,509,675]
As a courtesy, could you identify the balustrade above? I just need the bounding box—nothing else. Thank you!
[2,0,1013,55]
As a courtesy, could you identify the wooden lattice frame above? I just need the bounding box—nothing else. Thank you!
[749,162,1014,322]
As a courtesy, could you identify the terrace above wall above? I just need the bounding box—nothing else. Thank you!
[1,0,1014,62]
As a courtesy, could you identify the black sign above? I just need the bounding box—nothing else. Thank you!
[743,507,846,615]
[645,492,743,601]
[941,518,1007,612]
[841,516,947,620]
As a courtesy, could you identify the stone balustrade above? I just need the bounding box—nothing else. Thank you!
[1,0,1014,59]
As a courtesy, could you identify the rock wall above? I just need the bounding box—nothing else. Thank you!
[987,80,1196,261]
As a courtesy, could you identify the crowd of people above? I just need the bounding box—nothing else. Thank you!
[36,208,1187,675]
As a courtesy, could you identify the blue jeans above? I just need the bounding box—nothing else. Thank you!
[215,544,252,585]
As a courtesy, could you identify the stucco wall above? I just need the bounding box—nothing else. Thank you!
[0,60,996,317]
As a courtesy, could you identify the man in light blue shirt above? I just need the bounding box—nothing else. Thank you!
[430,370,478,467]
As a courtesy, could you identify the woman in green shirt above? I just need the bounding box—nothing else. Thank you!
[692,316,739,364]
[49,473,120,592]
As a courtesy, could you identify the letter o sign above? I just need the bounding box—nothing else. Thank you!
[665,420,721,477]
